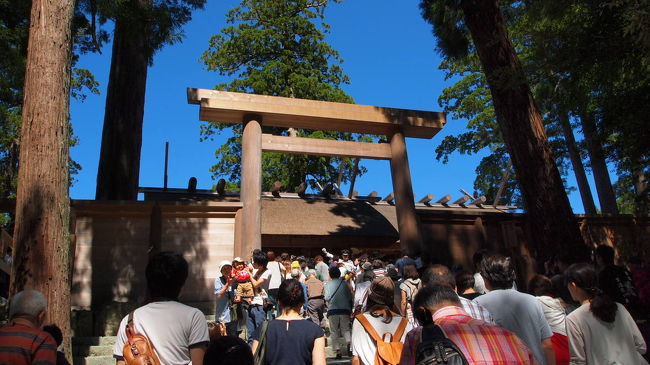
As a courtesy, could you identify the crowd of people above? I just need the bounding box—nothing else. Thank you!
[0,244,648,365]
[206,246,648,365]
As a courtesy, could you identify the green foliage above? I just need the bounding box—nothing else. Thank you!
[76,0,207,64]
[202,0,369,192]
[422,0,649,213]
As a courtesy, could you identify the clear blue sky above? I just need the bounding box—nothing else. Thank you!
[69,0,604,213]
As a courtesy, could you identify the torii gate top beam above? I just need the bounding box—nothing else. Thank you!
[187,88,446,139]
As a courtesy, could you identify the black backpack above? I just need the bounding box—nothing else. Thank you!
[415,324,469,365]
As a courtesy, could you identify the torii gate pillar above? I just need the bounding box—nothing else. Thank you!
[389,130,423,256]
[239,116,263,258]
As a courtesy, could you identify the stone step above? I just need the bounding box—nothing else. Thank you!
[326,358,352,365]
[73,355,114,365]
[72,336,117,347]
[74,345,114,357]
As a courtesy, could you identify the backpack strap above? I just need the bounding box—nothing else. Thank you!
[355,314,382,342]
[356,314,409,343]
[421,323,446,344]
[419,323,470,365]
[391,317,409,342]
[125,311,136,339]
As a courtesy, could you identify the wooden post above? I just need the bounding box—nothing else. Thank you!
[389,130,423,256]
[234,209,243,258]
[241,116,262,257]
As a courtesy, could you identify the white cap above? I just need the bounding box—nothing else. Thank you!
[219,260,233,273]
[233,257,243,262]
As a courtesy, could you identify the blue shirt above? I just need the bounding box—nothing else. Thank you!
[395,256,416,276]
[214,276,235,323]
[324,278,352,314]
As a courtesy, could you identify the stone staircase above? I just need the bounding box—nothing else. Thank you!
[73,336,351,365]
[72,315,352,365]
[72,336,116,365]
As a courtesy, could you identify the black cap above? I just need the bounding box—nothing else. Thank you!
[341,250,350,255]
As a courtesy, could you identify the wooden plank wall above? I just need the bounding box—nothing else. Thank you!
[71,204,237,311]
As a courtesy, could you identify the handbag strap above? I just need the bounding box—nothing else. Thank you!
[329,279,345,300]
[253,321,269,362]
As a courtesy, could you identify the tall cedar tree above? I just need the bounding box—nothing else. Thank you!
[420,0,585,263]
[95,0,206,200]
[10,0,76,359]
[201,0,367,192]
[0,0,98,220]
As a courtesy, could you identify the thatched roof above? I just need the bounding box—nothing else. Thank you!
[261,199,398,237]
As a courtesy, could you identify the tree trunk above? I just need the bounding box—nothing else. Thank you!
[10,0,75,359]
[578,112,619,214]
[558,109,597,215]
[633,167,649,217]
[460,0,584,263]
[95,1,149,200]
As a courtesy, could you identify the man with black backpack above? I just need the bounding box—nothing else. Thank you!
[399,285,537,365]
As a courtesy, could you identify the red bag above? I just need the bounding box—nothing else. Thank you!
[122,311,161,365]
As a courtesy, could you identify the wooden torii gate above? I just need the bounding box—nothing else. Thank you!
[188,88,446,257]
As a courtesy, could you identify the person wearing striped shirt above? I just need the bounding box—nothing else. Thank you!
[400,285,538,365]
[0,290,57,365]
[421,265,494,323]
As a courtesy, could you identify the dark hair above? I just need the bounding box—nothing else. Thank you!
[278,279,305,309]
[372,259,384,269]
[565,263,617,323]
[454,270,475,294]
[412,285,462,325]
[422,265,455,288]
[42,324,63,346]
[252,249,268,267]
[315,255,323,262]
[594,245,615,265]
[204,336,253,365]
[361,269,375,282]
[266,251,275,261]
[473,249,489,269]
[403,264,419,280]
[529,275,555,297]
[480,254,515,289]
[329,266,341,279]
[146,251,188,300]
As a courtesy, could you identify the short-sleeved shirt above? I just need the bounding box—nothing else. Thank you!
[351,313,414,365]
[475,289,553,365]
[266,261,285,290]
[251,269,273,306]
[214,276,235,323]
[0,323,57,365]
[325,278,353,314]
[400,307,537,365]
[566,302,648,365]
[315,261,329,281]
[113,301,209,365]
[252,319,323,365]
[305,277,324,299]
[395,257,416,276]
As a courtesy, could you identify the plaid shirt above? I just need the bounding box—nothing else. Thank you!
[400,306,539,365]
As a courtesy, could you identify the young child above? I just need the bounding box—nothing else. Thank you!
[233,259,254,303]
